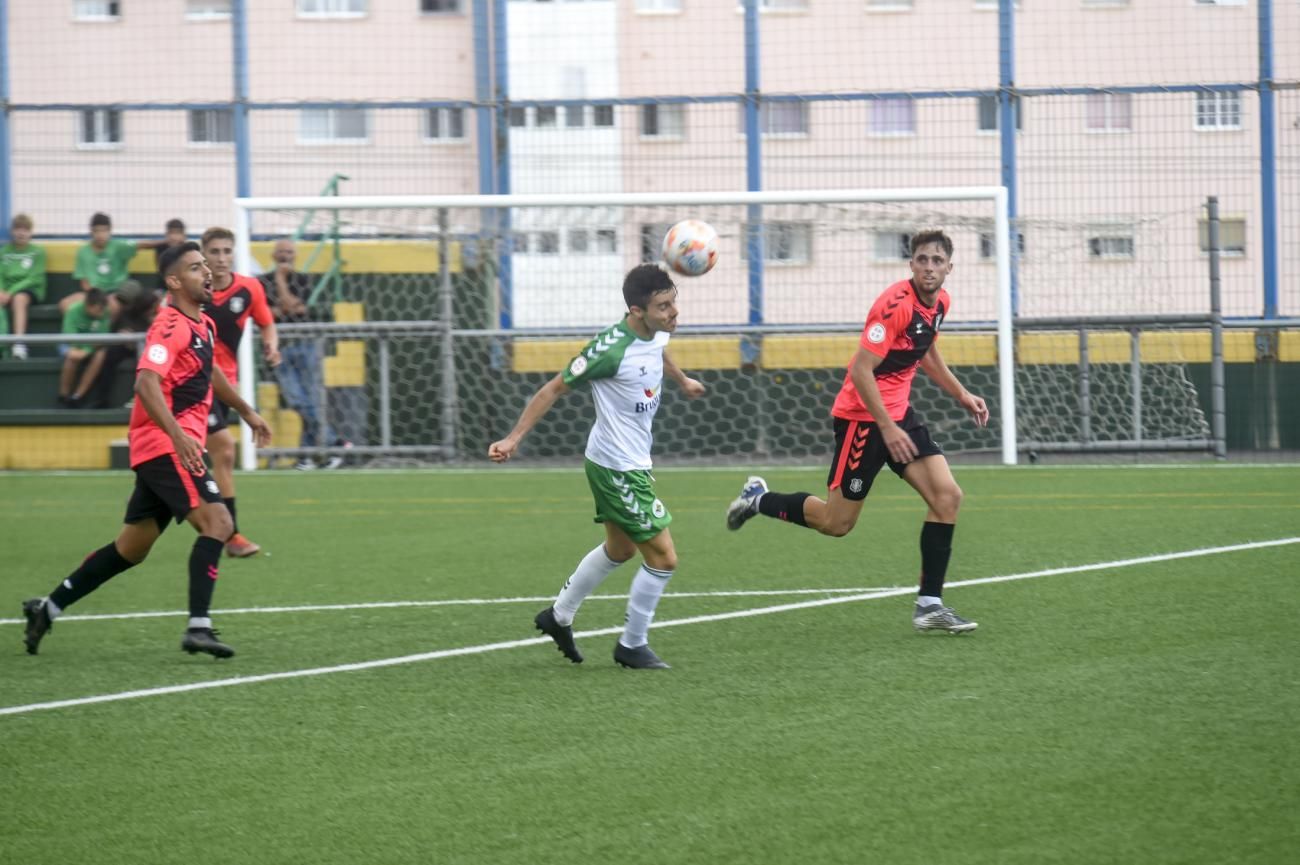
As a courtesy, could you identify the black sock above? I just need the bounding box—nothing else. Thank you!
[188,536,226,620]
[48,542,136,612]
[758,492,811,527]
[223,497,238,535]
[919,521,956,598]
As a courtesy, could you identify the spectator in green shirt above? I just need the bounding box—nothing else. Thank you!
[58,288,111,408]
[65,212,166,321]
[0,213,48,360]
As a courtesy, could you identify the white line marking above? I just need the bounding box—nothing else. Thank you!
[2,537,1296,718]
[0,588,902,626]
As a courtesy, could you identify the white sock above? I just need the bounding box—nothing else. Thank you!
[553,544,625,626]
[45,597,63,621]
[188,616,213,630]
[917,595,943,609]
[620,564,673,649]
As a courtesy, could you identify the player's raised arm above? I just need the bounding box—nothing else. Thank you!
[663,349,706,399]
[918,343,988,427]
[488,373,571,462]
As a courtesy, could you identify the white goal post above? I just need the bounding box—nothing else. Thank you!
[233,187,1016,469]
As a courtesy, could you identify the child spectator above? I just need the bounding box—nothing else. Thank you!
[58,288,111,408]
[154,218,188,269]
[66,212,166,321]
[0,213,48,360]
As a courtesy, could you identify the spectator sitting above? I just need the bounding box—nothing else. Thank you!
[58,288,111,408]
[153,218,188,270]
[260,237,351,469]
[66,212,167,322]
[80,280,162,409]
[0,213,48,360]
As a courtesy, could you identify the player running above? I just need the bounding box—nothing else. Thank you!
[199,227,279,557]
[726,229,989,634]
[21,242,272,659]
[488,264,706,669]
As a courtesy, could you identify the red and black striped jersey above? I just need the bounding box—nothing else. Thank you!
[831,278,950,423]
[129,306,217,468]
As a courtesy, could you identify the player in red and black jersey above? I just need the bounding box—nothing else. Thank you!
[726,230,990,633]
[200,227,280,558]
[20,242,272,659]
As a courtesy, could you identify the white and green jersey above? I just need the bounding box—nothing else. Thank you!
[562,320,670,472]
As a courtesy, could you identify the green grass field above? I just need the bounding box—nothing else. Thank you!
[2,464,1298,865]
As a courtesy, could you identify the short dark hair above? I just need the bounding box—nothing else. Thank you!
[165,218,186,233]
[622,263,675,310]
[158,240,201,280]
[90,212,111,229]
[83,288,107,309]
[11,213,32,231]
[910,229,953,259]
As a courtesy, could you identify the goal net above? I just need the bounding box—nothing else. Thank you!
[230,188,1211,470]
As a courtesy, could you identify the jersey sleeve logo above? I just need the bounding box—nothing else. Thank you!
[569,356,588,377]
[147,343,169,364]
[867,323,887,344]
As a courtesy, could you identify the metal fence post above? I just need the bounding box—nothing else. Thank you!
[438,208,458,460]
[1207,197,1227,459]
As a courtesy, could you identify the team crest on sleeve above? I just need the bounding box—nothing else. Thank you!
[569,356,588,377]
[147,344,168,364]
[867,323,887,344]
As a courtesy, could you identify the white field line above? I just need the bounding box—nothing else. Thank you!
[2,537,1296,718]
[0,588,903,626]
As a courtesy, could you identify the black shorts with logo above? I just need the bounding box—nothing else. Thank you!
[826,407,943,501]
[207,399,232,434]
[124,454,225,528]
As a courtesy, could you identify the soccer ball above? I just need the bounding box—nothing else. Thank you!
[662,219,719,277]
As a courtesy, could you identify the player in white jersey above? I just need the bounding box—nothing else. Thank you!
[488,264,705,669]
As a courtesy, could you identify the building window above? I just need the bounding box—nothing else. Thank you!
[564,106,586,128]
[299,108,369,143]
[641,223,673,261]
[977,94,1022,132]
[867,0,913,9]
[423,108,465,140]
[978,231,1027,260]
[185,0,230,18]
[535,106,558,128]
[1085,93,1132,131]
[1194,0,1245,6]
[1198,218,1246,257]
[73,1,120,19]
[297,0,367,17]
[640,104,685,139]
[420,0,461,11]
[78,109,122,147]
[1087,231,1135,259]
[873,232,912,261]
[636,0,681,10]
[592,104,615,127]
[1195,91,1241,130]
[595,229,618,253]
[739,102,810,137]
[869,99,916,136]
[569,230,590,254]
[533,231,560,255]
[509,106,527,128]
[758,0,809,8]
[188,109,233,144]
[765,223,812,264]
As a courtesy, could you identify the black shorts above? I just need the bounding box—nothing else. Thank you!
[826,407,944,501]
[124,454,225,528]
[207,399,232,434]
[9,289,40,305]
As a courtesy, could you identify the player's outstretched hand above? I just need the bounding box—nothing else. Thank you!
[488,438,518,463]
[243,411,273,447]
[961,392,990,428]
[679,376,707,400]
[173,433,207,475]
